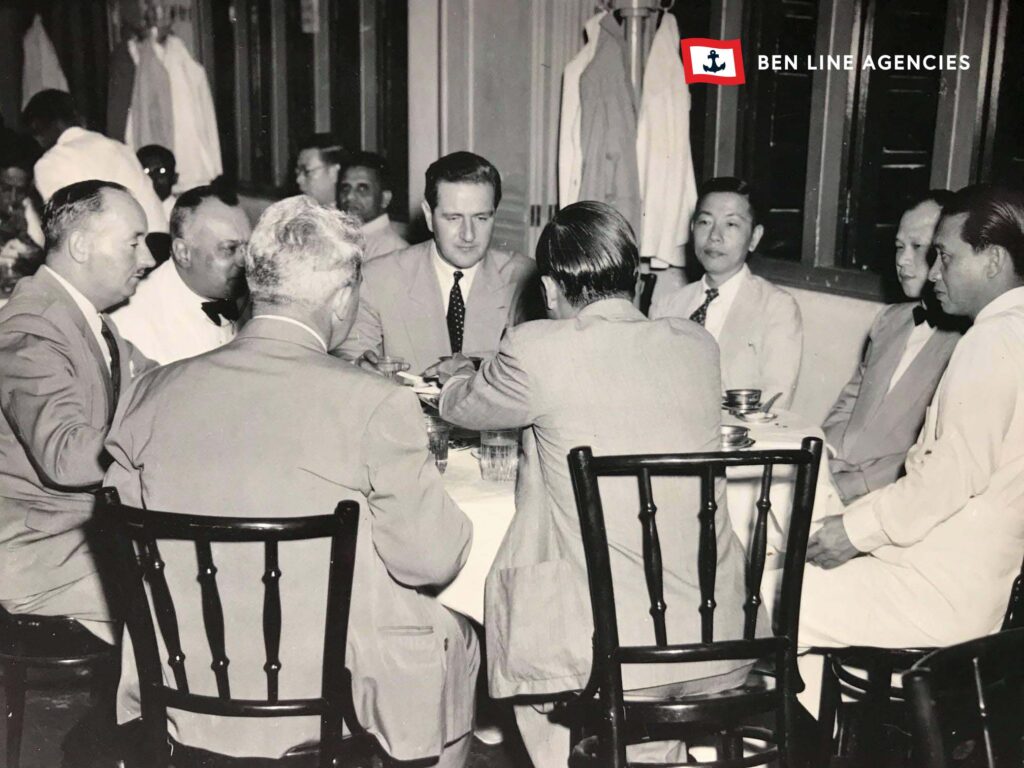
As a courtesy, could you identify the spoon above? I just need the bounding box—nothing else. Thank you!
[760,392,783,414]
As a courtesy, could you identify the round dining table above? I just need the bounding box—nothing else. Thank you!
[438,409,841,624]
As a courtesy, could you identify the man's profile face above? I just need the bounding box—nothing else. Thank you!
[929,213,988,318]
[424,181,496,269]
[86,190,154,308]
[177,199,251,300]
[295,148,339,207]
[894,200,942,299]
[140,155,178,201]
[0,167,30,214]
[691,191,763,284]
[338,166,389,223]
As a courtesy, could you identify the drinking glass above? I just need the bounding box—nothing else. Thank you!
[423,414,451,473]
[479,429,519,481]
[377,355,410,382]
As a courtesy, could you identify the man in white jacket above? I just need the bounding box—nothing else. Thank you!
[23,89,167,234]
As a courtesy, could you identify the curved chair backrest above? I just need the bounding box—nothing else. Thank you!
[95,487,361,768]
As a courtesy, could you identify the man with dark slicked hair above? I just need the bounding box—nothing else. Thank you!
[804,184,1024,649]
[0,180,154,642]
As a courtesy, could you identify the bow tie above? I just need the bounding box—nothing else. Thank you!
[201,298,241,326]
[912,304,936,328]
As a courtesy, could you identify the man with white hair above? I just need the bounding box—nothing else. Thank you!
[104,196,479,763]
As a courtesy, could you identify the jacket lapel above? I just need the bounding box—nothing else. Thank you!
[464,249,513,354]
[873,325,959,426]
[852,305,915,433]
[403,246,450,357]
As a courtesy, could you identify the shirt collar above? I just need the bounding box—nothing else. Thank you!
[362,213,392,236]
[56,126,88,146]
[250,314,328,352]
[431,241,480,289]
[41,265,103,330]
[975,285,1024,324]
[701,262,749,300]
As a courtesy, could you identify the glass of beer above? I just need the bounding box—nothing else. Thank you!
[423,413,451,473]
[479,429,519,482]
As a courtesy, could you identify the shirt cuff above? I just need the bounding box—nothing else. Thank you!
[842,500,890,553]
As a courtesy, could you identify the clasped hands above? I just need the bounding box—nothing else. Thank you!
[805,515,860,569]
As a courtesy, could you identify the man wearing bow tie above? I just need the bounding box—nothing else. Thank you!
[112,182,251,365]
[822,191,963,502]
[0,180,154,642]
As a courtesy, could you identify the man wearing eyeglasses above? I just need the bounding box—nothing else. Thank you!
[137,144,179,221]
[112,182,251,364]
[295,133,345,208]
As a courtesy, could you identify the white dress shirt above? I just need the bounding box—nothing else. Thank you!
[688,264,749,342]
[41,265,109,370]
[110,259,234,365]
[887,304,937,394]
[34,127,168,234]
[432,242,479,314]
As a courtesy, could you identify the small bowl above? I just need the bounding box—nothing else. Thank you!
[720,424,750,445]
[724,388,762,406]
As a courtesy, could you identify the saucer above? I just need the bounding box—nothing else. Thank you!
[720,437,756,451]
[722,401,761,413]
[737,411,778,423]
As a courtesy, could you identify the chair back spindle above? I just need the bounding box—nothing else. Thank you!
[637,468,668,646]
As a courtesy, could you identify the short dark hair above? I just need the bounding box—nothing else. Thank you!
[941,184,1024,279]
[22,90,80,131]
[535,201,638,307]
[42,180,128,251]
[137,144,176,169]
[297,133,345,168]
[424,151,502,209]
[696,176,761,228]
[341,151,391,190]
[170,177,240,239]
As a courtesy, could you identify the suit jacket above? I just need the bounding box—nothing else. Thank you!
[337,240,538,373]
[0,268,150,600]
[823,303,960,502]
[652,272,803,409]
[439,298,752,697]
[104,318,474,760]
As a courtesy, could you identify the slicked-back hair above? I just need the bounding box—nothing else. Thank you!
[22,89,80,131]
[942,184,1024,279]
[137,144,176,170]
[535,201,638,308]
[297,133,345,168]
[42,180,128,253]
[246,195,363,307]
[170,178,241,239]
[424,151,502,209]
[696,176,762,228]
[341,151,391,190]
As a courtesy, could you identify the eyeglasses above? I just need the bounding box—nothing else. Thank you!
[295,164,327,178]
[143,165,174,179]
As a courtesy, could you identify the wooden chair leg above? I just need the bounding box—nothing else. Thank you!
[718,731,742,760]
[4,662,27,768]
[818,654,841,764]
[858,660,892,766]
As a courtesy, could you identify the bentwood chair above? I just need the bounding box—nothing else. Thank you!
[562,436,823,767]
[815,555,1024,766]
[94,488,379,768]
[903,628,1024,768]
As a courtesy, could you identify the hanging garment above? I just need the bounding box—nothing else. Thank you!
[578,15,642,237]
[161,35,222,191]
[107,42,136,142]
[637,13,697,268]
[21,15,68,107]
[558,11,606,209]
[127,36,175,152]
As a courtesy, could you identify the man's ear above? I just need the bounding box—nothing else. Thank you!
[171,238,191,268]
[382,190,393,211]
[67,230,90,264]
[421,200,434,233]
[986,245,1012,279]
[748,223,765,253]
[540,275,560,314]
[327,164,340,184]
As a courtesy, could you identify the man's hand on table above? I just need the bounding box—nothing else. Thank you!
[423,354,478,386]
[355,349,384,375]
[806,515,860,569]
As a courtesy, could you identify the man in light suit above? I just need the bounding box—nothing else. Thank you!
[338,151,538,374]
[823,191,961,502]
[23,90,168,234]
[104,196,478,764]
[0,180,155,643]
[650,177,803,408]
[804,185,1024,649]
[432,202,752,767]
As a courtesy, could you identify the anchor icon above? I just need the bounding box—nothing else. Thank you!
[703,50,727,73]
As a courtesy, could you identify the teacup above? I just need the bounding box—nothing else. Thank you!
[720,424,750,447]
[724,388,762,409]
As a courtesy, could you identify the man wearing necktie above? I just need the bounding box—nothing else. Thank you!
[0,180,154,643]
[338,151,539,375]
[112,182,252,365]
[823,191,963,502]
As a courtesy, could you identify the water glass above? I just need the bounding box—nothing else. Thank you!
[423,414,451,473]
[479,429,519,482]
[377,355,411,382]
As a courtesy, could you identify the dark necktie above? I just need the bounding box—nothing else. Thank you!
[689,287,720,326]
[100,317,121,420]
[447,270,465,353]
[201,298,241,327]
[912,304,935,328]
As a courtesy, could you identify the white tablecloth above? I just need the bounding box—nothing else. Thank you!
[440,411,839,623]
